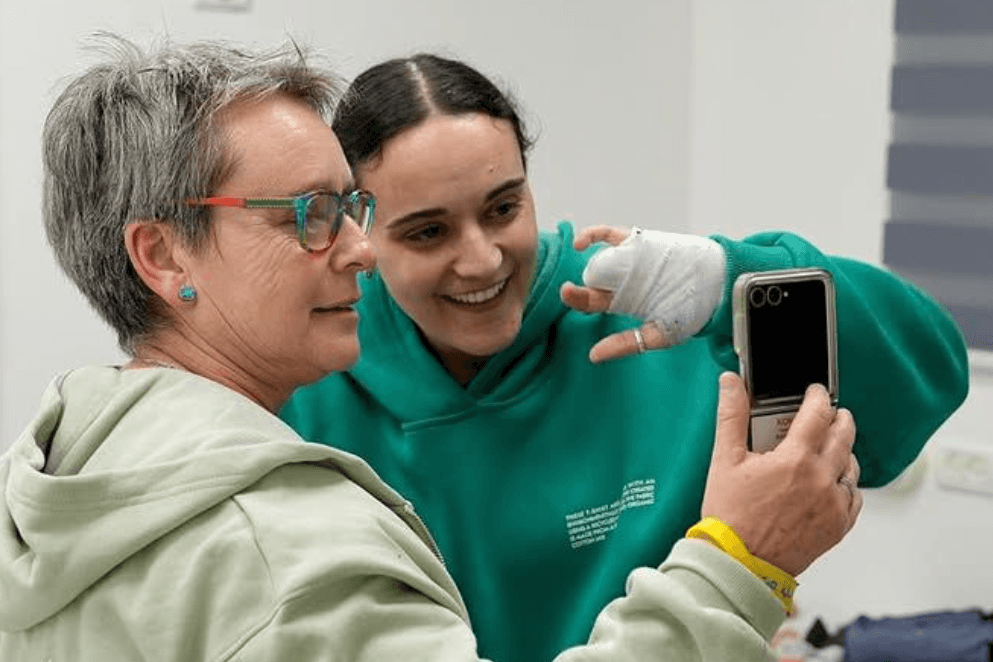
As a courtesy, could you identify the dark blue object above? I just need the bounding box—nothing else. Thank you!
[882,221,993,277]
[896,0,993,34]
[892,67,993,114]
[843,611,993,662]
[942,303,993,350]
[887,145,993,196]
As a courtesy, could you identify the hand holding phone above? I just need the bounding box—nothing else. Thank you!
[701,372,861,577]
[732,268,838,452]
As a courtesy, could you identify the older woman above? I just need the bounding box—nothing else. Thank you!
[280,53,969,662]
[0,36,860,662]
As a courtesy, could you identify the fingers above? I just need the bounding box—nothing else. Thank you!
[823,408,857,478]
[847,452,861,485]
[777,383,835,454]
[573,225,631,251]
[710,372,750,467]
[838,454,863,532]
[560,282,614,313]
[588,331,641,363]
[846,479,864,530]
[588,321,674,363]
[781,386,860,529]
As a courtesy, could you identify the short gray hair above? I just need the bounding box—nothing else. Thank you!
[43,33,345,353]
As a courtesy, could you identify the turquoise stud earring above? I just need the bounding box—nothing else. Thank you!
[178,285,197,302]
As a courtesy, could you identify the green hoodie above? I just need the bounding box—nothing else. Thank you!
[281,222,969,662]
[0,365,790,661]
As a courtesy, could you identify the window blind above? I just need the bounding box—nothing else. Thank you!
[884,0,993,349]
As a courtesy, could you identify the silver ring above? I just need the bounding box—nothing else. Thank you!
[632,327,647,354]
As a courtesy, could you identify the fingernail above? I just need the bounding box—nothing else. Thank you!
[806,383,826,396]
[719,372,736,391]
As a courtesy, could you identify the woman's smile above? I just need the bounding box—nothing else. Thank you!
[442,276,510,306]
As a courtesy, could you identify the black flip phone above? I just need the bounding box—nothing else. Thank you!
[732,268,838,452]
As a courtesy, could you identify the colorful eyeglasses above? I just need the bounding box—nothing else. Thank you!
[188,190,376,252]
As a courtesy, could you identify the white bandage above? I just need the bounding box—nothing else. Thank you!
[582,227,727,345]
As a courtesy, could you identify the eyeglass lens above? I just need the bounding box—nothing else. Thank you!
[302,192,374,251]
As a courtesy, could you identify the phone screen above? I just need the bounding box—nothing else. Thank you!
[746,278,830,402]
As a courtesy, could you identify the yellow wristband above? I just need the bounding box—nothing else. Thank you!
[685,517,797,615]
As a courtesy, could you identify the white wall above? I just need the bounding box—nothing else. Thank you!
[0,0,692,446]
[688,0,993,629]
[688,1,892,263]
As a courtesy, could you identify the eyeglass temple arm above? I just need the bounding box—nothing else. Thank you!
[194,197,296,209]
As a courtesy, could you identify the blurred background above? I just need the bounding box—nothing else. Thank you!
[1,0,991,634]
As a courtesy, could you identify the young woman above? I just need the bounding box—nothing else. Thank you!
[280,54,968,662]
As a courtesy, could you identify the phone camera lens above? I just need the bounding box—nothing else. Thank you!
[749,287,766,308]
[767,285,783,306]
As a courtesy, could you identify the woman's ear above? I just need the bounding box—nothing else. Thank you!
[124,221,190,307]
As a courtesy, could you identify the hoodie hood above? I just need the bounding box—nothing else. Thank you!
[348,222,594,423]
[0,365,399,632]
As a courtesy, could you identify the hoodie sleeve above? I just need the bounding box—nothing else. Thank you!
[702,231,969,487]
[223,538,784,662]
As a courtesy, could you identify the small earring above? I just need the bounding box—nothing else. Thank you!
[178,285,197,302]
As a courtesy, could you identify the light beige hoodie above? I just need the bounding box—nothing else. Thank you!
[0,365,783,661]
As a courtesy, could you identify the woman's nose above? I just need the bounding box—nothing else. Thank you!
[331,218,376,273]
[453,225,501,277]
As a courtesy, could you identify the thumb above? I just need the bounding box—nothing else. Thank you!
[712,372,750,466]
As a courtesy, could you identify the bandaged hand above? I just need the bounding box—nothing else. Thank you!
[560,225,727,363]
